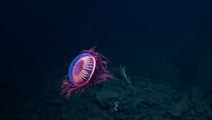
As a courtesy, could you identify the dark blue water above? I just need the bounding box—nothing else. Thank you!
[1,0,212,120]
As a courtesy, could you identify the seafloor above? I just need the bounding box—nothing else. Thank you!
[1,65,211,120]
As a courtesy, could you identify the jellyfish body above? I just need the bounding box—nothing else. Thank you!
[68,53,96,87]
[61,47,112,98]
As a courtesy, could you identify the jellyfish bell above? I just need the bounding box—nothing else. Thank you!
[61,47,113,98]
[68,53,96,87]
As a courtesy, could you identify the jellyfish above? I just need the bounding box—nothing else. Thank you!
[61,47,113,98]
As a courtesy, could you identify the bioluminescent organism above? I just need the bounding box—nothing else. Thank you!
[61,47,113,98]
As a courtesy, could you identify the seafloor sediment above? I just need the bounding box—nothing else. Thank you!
[1,67,211,120]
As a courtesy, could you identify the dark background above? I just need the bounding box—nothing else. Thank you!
[0,0,212,119]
